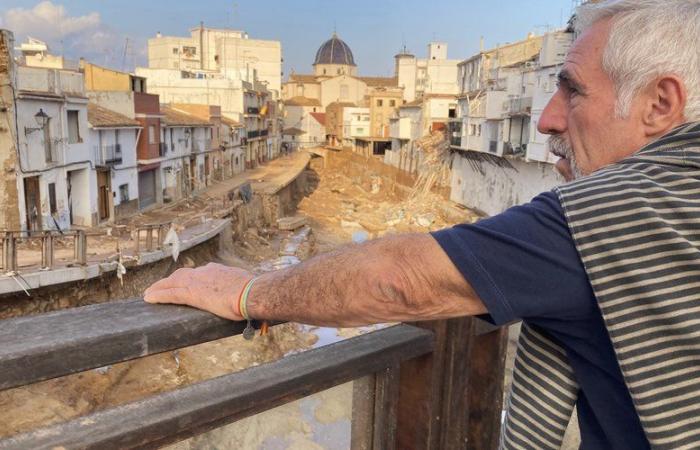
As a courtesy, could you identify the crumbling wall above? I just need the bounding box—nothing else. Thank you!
[0,30,21,230]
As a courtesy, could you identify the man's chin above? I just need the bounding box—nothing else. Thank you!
[555,158,576,181]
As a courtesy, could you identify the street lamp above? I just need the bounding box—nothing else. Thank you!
[25,109,50,136]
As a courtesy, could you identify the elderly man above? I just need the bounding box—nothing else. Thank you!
[146,0,700,448]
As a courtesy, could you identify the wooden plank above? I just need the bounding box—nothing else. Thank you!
[467,326,509,450]
[0,299,251,391]
[396,318,506,450]
[0,324,434,450]
[438,317,475,449]
[372,364,400,450]
[351,375,375,450]
[396,320,449,450]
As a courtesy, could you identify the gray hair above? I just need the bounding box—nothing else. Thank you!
[575,0,700,120]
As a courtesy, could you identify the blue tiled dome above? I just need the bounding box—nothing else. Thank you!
[313,34,356,66]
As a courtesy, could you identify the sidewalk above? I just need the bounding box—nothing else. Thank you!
[2,151,311,276]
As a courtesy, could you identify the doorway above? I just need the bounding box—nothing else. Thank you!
[96,170,111,221]
[23,176,41,231]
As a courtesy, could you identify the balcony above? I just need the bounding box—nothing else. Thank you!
[93,144,123,166]
[507,96,533,116]
[246,107,260,115]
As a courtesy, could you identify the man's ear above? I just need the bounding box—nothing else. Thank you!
[641,75,687,136]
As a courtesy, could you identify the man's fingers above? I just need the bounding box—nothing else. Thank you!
[147,269,191,291]
[144,287,191,304]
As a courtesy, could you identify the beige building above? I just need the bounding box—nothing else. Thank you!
[147,24,282,93]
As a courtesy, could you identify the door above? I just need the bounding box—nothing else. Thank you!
[97,170,111,221]
[23,176,41,231]
[138,170,157,208]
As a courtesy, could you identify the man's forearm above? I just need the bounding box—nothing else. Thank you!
[246,233,484,327]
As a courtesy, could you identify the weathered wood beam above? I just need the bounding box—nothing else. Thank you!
[0,299,251,391]
[0,324,433,450]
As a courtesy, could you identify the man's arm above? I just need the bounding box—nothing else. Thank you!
[144,233,486,327]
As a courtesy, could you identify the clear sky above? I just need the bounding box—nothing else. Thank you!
[1,0,574,77]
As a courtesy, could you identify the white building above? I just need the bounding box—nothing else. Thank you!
[341,107,370,149]
[87,103,142,220]
[159,106,213,202]
[147,25,282,93]
[15,64,96,231]
[221,117,246,175]
[449,31,572,216]
[395,42,460,103]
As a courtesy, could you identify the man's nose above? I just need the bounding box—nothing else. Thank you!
[538,90,567,135]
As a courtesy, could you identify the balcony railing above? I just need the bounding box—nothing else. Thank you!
[0,300,507,449]
[93,144,123,166]
[507,96,533,116]
[246,107,260,115]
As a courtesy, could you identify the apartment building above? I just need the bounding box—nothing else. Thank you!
[355,88,404,157]
[342,107,371,149]
[395,42,460,103]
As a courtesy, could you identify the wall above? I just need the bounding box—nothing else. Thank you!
[82,63,131,91]
[86,91,135,119]
[450,153,562,216]
[0,30,20,230]
[319,75,366,107]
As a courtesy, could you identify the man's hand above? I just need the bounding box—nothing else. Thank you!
[144,262,253,321]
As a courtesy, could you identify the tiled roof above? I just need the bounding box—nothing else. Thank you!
[289,74,320,84]
[314,34,356,66]
[161,106,211,127]
[284,96,322,107]
[221,117,243,128]
[401,99,424,108]
[283,127,306,136]
[87,103,140,128]
[309,112,326,126]
[359,76,399,88]
[326,101,357,108]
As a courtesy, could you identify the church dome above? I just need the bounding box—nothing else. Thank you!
[313,34,356,66]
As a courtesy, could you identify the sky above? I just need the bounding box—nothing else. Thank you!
[0,0,575,78]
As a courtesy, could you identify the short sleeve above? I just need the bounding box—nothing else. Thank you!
[431,191,596,325]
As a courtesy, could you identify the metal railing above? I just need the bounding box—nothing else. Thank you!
[93,144,123,166]
[1,230,91,272]
[133,222,171,253]
[507,96,533,116]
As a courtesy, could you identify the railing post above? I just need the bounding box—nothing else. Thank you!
[73,230,87,266]
[41,231,54,270]
[157,225,165,250]
[135,228,141,254]
[146,227,154,252]
[3,232,17,272]
[395,318,507,450]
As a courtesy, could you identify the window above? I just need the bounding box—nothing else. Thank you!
[148,125,156,144]
[182,46,197,57]
[377,99,383,107]
[389,100,396,107]
[48,183,57,215]
[119,184,129,202]
[172,47,179,54]
[170,128,174,151]
[115,130,121,154]
[340,84,349,100]
[357,127,364,133]
[67,110,81,144]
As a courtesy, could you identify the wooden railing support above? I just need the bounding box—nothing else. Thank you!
[395,317,508,450]
[40,232,54,270]
[2,232,17,272]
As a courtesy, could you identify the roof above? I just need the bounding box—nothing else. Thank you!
[326,101,357,108]
[161,106,212,127]
[283,96,322,107]
[87,103,140,128]
[289,74,320,84]
[314,34,356,66]
[309,112,326,126]
[221,117,243,128]
[283,127,306,136]
[401,98,424,108]
[358,76,398,88]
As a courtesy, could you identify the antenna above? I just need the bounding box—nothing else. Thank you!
[122,38,129,72]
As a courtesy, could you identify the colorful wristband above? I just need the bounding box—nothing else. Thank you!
[237,277,257,320]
